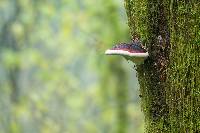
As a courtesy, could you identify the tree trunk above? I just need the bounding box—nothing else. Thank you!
[124,0,200,132]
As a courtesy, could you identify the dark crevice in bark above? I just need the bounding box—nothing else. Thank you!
[136,0,171,131]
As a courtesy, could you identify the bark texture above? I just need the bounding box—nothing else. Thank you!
[124,0,200,132]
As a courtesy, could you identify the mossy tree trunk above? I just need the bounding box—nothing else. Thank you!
[124,0,200,132]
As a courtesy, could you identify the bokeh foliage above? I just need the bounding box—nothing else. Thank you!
[0,0,144,133]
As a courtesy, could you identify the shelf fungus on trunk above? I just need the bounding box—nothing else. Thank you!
[105,39,149,64]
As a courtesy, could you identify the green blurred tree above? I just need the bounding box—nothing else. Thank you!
[124,0,200,132]
[0,0,144,133]
[0,0,21,103]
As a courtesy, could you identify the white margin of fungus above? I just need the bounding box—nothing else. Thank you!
[105,49,149,57]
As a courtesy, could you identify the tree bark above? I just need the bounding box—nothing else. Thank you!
[124,0,200,132]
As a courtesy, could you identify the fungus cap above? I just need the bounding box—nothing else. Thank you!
[105,43,149,64]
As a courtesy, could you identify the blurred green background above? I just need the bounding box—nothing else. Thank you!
[0,0,144,133]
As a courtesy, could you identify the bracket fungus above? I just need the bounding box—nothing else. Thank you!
[105,39,149,64]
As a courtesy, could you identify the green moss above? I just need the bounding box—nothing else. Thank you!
[166,1,200,132]
[124,0,200,132]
